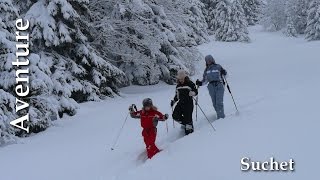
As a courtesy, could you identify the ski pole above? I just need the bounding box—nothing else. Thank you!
[195,86,199,121]
[165,118,169,133]
[110,104,136,151]
[223,77,239,114]
[171,106,175,128]
[110,112,129,151]
[193,97,216,131]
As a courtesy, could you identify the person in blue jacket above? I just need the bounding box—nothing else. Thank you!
[196,55,227,119]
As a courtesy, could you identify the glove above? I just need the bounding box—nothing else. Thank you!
[196,79,202,86]
[164,114,169,120]
[129,105,134,112]
[189,91,196,97]
[170,100,176,107]
[153,118,159,127]
[129,104,136,112]
[221,69,227,76]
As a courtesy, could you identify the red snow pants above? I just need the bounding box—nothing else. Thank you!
[142,128,160,159]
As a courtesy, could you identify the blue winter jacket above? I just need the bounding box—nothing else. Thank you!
[202,64,227,84]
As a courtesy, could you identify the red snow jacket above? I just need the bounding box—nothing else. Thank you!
[131,107,166,129]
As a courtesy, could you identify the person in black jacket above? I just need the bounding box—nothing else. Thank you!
[171,70,198,135]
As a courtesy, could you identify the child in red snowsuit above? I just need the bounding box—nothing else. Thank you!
[130,98,168,159]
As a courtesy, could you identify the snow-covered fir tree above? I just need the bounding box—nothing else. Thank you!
[0,0,17,69]
[261,0,314,35]
[0,90,17,145]
[305,0,320,40]
[0,0,19,145]
[211,0,229,40]
[240,0,263,25]
[158,0,208,74]
[0,0,129,144]
[284,0,298,37]
[293,0,312,34]
[284,16,298,37]
[24,0,127,117]
[261,0,287,31]
[213,0,250,42]
[201,0,220,34]
[160,0,209,46]
[89,0,207,85]
[285,0,312,35]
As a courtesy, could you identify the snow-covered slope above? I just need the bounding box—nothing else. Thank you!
[0,26,319,180]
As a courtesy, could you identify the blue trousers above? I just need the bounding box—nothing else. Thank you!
[207,82,225,119]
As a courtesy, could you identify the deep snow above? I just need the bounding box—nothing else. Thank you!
[1,26,319,180]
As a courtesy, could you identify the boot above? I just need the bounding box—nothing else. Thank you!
[185,124,194,135]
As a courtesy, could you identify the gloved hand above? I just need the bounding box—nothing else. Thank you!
[196,79,202,86]
[221,69,227,76]
[153,118,159,127]
[170,100,176,107]
[189,91,196,97]
[129,104,136,112]
[164,114,169,120]
[129,105,134,112]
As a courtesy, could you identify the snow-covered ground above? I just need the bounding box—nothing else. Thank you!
[1,26,319,180]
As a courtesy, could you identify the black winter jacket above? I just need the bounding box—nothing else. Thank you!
[174,77,198,103]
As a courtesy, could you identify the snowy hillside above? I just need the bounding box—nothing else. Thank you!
[1,26,319,180]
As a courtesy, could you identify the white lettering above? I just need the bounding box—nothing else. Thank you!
[280,161,288,171]
[270,157,279,170]
[241,157,295,172]
[16,68,29,84]
[11,18,30,133]
[10,114,29,133]
[15,85,29,97]
[12,58,29,67]
[240,157,250,171]
[15,18,29,31]
[261,161,269,171]
[16,98,29,112]
[16,43,30,57]
[289,159,295,171]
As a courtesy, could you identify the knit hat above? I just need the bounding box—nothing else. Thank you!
[205,55,216,64]
[176,70,187,80]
